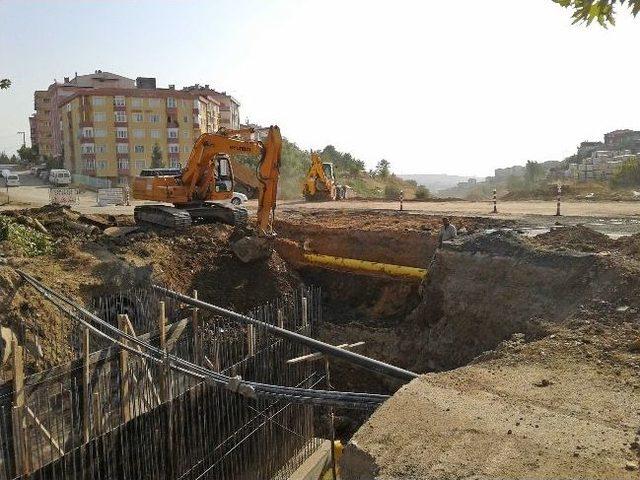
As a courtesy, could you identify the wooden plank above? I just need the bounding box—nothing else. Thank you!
[301,296,308,329]
[247,325,256,357]
[92,392,101,436]
[82,327,90,443]
[192,289,201,365]
[12,341,29,475]
[118,314,131,423]
[287,342,365,365]
[25,406,65,457]
[158,302,170,403]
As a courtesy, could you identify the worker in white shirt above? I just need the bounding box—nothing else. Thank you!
[437,217,457,248]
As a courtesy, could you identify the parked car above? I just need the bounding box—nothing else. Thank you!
[231,192,248,205]
[49,169,72,186]
[39,170,50,181]
[5,173,19,187]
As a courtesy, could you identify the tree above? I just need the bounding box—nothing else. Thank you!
[0,79,10,89]
[375,159,391,178]
[151,143,164,168]
[17,145,37,164]
[524,160,544,185]
[554,0,640,26]
[0,152,9,164]
[415,185,431,200]
[384,184,401,200]
[611,157,640,187]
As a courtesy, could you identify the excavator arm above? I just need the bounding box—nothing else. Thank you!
[180,126,282,234]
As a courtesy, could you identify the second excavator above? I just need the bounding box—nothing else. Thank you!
[131,126,282,262]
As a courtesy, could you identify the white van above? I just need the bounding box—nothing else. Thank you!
[49,169,72,186]
[5,173,19,187]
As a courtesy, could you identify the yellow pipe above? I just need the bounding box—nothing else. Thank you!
[302,253,427,280]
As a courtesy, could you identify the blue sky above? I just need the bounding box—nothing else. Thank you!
[1,1,640,176]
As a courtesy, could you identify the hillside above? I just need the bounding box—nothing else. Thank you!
[400,174,478,194]
[237,139,422,200]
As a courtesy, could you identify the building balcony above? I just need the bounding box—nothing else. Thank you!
[114,121,128,127]
[79,121,93,128]
[168,137,179,144]
[117,168,130,176]
[167,121,180,128]
[79,137,94,144]
[115,137,129,144]
[82,168,96,176]
[114,104,126,111]
[167,107,177,115]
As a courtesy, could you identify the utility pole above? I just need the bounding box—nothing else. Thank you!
[16,131,26,148]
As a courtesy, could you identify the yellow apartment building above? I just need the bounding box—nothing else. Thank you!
[60,87,220,185]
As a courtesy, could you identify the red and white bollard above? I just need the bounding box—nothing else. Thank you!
[492,189,497,214]
[399,190,404,211]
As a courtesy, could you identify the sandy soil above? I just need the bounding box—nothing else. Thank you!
[341,325,640,479]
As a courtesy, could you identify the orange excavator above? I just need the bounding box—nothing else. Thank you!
[131,126,282,262]
[303,152,338,201]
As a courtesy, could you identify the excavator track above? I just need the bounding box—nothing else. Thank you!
[134,203,248,229]
[134,205,192,229]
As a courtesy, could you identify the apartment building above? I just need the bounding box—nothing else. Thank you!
[183,84,241,130]
[59,86,220,185]
[30,90,54,157]
[31,71,136,161]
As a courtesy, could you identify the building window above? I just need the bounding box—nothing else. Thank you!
[149,114,160,123]
[133,113,144,122]
[131,98,142,108]
[168,145,179,154]
[136,160,145,170]
[133,129,144,138]
[168,128,178,139]
[182,130,189,138]
[117,177,129,186]
[93,112,106,122]
[92,97,105,106]
[97,160,107,170]
[183,145,191,153]
[134,145,144,153]
[94,129,107,138]
[82,127,94,138]
[114,112,127,123]
[150,130,160,138]
[114,96,126,107]
[193,99,199,108]
[193,115,199,124]
[117,144,129,154]
[116,128,128,139]
[183,115,189,123]
[95,145,107,153]
[118,158,129,170]
[81,144,95,154]
[167,97,176,108]
[85,158,96,169]
[170,158,180,168]
[148,98,160,107]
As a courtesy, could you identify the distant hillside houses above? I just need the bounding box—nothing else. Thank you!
[569,129,640,182]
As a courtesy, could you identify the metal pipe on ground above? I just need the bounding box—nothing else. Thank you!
[152,284,419,383]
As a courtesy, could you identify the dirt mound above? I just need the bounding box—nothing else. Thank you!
[341,325,640,480]
[530,225,615,252]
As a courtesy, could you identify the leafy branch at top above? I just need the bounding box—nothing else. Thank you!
[554,0,640,26]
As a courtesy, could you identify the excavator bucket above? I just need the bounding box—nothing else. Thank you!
[231,235,273,263]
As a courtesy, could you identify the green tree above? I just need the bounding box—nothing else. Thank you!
[0,152,9,164]
[375,159,391,178]
[151,143,164,168]
[17,145,37,164]
[611,157,640,187]
[383,183,401,200]
[0,79,10,89]
[524,160,544,185]
[415,185,431,200]
[554,0,640,26]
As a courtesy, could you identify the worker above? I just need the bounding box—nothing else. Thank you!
[437,217,457,248]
